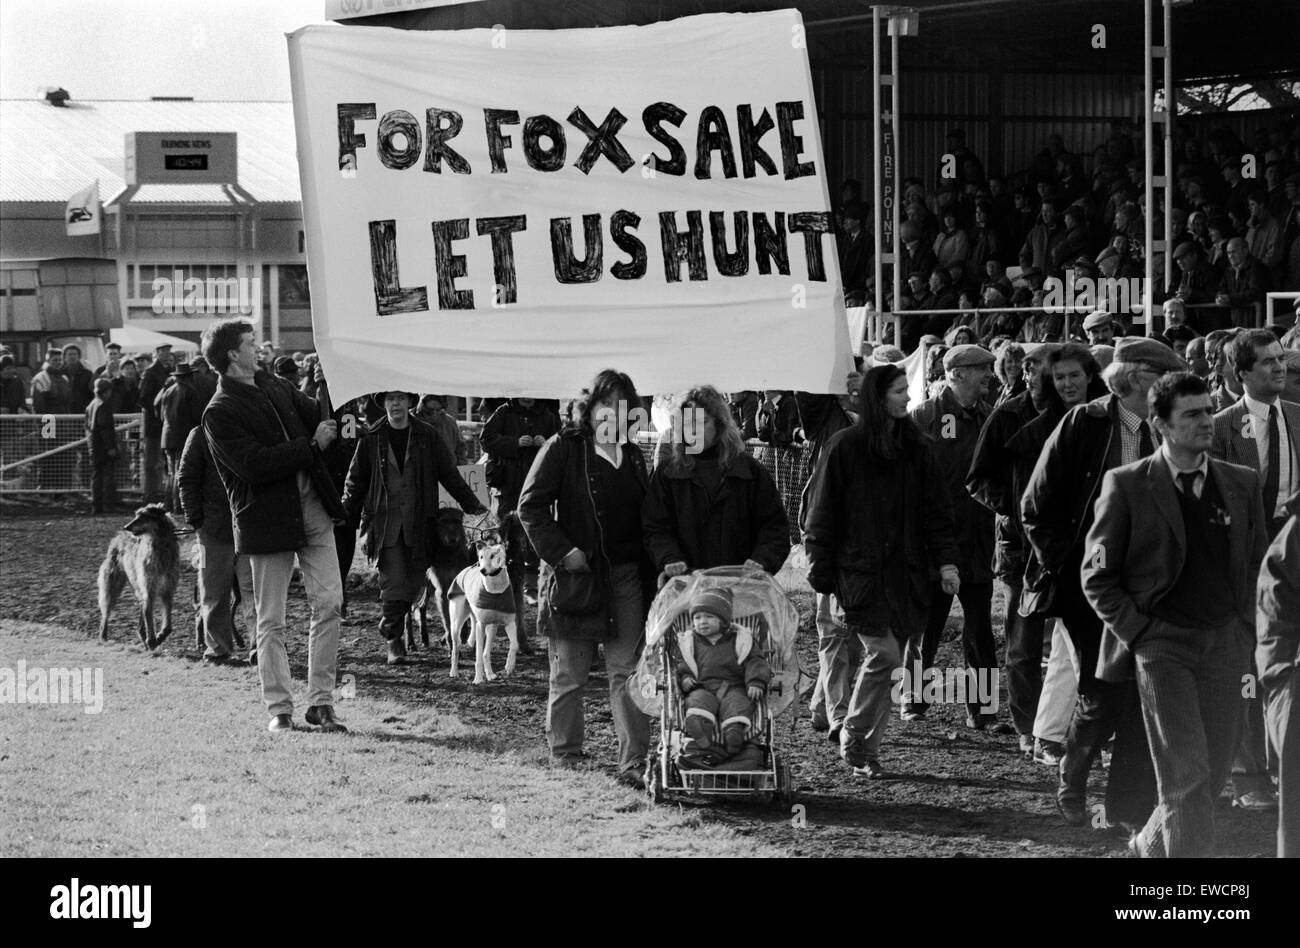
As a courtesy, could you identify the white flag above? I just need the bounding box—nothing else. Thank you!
[65,180,100,236]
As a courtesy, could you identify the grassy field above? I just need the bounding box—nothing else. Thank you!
[0,620,780,858]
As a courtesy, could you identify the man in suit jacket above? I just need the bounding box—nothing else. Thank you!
[1023,337,1183,828]
[1084,372,1268,857]
[1210,328,1300,812]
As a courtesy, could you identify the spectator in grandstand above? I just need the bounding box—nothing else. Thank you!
[1005,188,1037,258]
[803,363,960,779]
[1084,372,1267,858]
[1264,160,1289,220]
[1216,237,1271,327]
[1097,201,1145,279]
[1205,213,1233,274]
[1049,205,1091,279]
[898,220,937,285]
[1023,340,1185,832]
[838,201,872,307]
[1188,210,1213,255]
[1083,310,1118,347]
[517,369,656,789]
[642,384,790,589]
[1019,198,1065,275]
[965,201,1003,288]
[1220,157,1251,224]
[62,345,94,414]
[1256,496,1299,858]
[933,207,969,278]
[0,355,27,413]
[906,346,1000,729]
[943,128,984,187]
[1247,189,1284,273]
[1168,240,1221,326]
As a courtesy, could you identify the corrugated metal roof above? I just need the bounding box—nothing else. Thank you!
[0,99,302,204]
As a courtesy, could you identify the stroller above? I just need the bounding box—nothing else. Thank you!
[631,566,799,805]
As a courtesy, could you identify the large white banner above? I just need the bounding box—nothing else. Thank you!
[288,11,851,403]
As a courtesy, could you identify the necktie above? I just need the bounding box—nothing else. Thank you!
[1263,404,1281,520]
[1138,420,1155,458]
[1177,470,1199,502]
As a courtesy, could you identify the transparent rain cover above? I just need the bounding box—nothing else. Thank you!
[630,566,800,719]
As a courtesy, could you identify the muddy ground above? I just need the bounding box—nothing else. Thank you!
[0,500,1277,857]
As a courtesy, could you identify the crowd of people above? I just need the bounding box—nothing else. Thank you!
[834,119,1300,352]
[77,311,1282,860]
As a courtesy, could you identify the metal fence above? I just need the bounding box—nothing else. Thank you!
[0,412,145,496]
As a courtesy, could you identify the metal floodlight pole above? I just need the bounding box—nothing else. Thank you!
[873,6,884,319]
[1144,0,1155,334]
[1163,0,1174,329]
[891,21,902,323]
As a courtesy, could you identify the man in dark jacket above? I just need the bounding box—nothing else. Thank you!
[62,344,95,413]
[0,354,28,413]
[179,425,254,665]
[342,391,487,664]
[756,391,802,451]
[156,363,207,512]
[1021,338,1185,829]
[137,342,174,503]
[84,378,119,514]
[201,318,347,734]
[908,345,999,727]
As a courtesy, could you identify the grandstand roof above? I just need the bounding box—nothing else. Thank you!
[0,99,301,204]
[352,0,1300,83]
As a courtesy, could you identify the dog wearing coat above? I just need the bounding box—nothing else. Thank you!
[97,503,181,649]
[446,530,519,683]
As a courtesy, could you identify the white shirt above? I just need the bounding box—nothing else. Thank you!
[1162,443,1209,500]
[1243,392,1295,519]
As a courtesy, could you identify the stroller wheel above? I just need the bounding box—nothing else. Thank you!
[646,751,665,805]
[774,761,795,807]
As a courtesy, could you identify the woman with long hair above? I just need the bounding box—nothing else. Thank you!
[642,385,790,583]
[518,369,655,788]
[803,364,959,778]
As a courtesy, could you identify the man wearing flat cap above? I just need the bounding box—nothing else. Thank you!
[1022,336,1190,830]
[1082,310,1117,347]
[1168,240,1219,321]
[138,342,175,504]
[342,391,488,665]
[908,344,1000,728]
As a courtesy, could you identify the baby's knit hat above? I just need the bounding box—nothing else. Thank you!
[690,587,733,626]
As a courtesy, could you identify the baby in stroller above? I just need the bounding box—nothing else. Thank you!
[672,587,772,767]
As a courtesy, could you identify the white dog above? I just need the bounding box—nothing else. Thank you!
[446,534,519,683]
